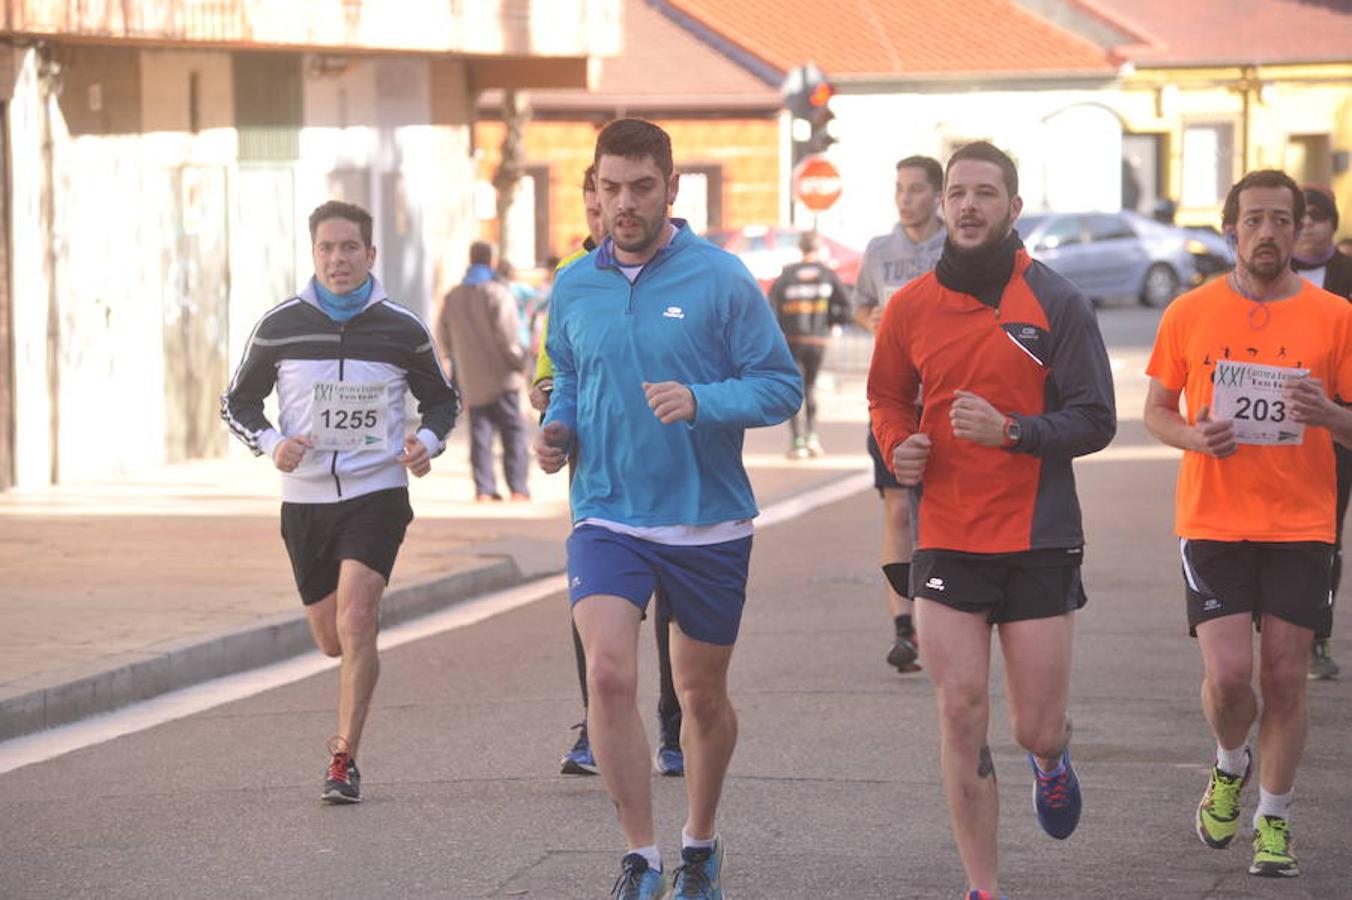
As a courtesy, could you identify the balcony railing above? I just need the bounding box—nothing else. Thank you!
[1,0,621,56]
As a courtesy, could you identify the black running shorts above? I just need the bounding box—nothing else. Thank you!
[910,547,1087,624]
[280,487,414,605]
[1181,539,1334,637]
[867,429,902,492]
[869,406,925,496]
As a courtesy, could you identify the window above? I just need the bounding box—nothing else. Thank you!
[672,165,723,234]
[1285,134,1332,186]
[1036,216,1084,251]
[1086,213,1134,243]
[234,52,301,161]
[1121,133,1165,214]
[1181,123,1234,208]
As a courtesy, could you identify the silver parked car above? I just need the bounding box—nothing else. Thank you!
[1018,210,1203,307]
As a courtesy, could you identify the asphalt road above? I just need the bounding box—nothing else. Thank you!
[3,303,1348,899]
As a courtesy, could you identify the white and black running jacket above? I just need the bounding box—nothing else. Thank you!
[221,277,460,503]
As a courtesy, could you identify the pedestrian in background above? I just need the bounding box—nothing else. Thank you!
[854,155,947,674]
[766,230,850,459]
[533,164,685,782]
[439,241,531,503]
[498,257,540,350]
[1293,185,1352,681]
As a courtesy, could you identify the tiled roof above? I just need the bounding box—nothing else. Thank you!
[661,0,1115,78]
[512,0,778,112]
[1082,0,1352,66]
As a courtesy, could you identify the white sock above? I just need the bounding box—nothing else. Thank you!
[1255,787,1294,824]
[1034,752,1066,775]
[630,844,662,872]
[682,829,717,851]
[1216,743,1249,778]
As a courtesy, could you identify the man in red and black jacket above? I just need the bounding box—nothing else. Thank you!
[867,142,1115,900]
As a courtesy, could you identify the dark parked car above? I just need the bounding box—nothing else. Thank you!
[1018,210,1207,307]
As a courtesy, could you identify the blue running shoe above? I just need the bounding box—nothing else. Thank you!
[655,744,685,777]
[672,837,723,899]
[966,891,1007,900]
[610,852,670,899]
[560,721,598,776]
[655,709,684,777]
[1030,748,1081,839]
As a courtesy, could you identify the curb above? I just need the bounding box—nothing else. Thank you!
[0,556,525,742]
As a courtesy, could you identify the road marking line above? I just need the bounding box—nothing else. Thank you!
[0,470,875,774]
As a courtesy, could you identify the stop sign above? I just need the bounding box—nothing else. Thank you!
[793,155,842,212]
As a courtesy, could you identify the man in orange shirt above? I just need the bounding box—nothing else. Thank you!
[1144,169,1352,879]
[869,142,1115,900]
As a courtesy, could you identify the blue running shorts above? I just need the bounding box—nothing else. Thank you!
[565,524,754,646]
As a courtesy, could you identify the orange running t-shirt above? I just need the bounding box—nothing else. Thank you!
[1147,277,1352,542]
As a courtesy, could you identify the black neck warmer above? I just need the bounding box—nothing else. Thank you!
[935,230,1024,309]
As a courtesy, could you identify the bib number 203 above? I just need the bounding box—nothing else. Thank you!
[1233,397,1285,423]
[319,408,378,430]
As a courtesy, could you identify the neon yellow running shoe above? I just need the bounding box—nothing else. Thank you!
[1249,815,1299,877]
[1196,751,1250,849]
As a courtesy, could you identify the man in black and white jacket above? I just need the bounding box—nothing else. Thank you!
[222,200,459,803]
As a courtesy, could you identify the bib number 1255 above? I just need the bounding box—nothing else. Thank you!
[318,408,378,431]
[311,381,387,451]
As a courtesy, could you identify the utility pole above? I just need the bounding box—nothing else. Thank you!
[493,88,531,266]
[1233,64,1259,172]
[38,46,61,486]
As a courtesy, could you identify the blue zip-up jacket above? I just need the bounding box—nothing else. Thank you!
[544,221,802,527]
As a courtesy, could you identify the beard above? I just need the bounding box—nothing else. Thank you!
[951,208,1016,256]
[607,208,667,257]
[1241,245,1290,282]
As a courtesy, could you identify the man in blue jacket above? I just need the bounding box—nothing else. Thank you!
[535,118,801,899]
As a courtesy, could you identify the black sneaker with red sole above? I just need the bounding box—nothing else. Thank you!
[322,752,361,804]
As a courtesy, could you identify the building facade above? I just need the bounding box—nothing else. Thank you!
[472,0,783,267]
[0,0,619,490]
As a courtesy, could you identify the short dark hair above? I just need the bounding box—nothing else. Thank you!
[1301,185,1338,231]
[897,155,943,192]
[469,240,494,266]
[1221,170,1304,230]
[945,141,1018,198]
[594,118,674,181]
[582,164,597,194]
[309,200,373,247]
[798,230,820,254]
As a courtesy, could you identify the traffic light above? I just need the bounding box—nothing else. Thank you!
[783,64,838,166]
[804,80,836,155]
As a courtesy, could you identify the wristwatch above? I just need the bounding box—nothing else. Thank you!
[1002,415,1022,449]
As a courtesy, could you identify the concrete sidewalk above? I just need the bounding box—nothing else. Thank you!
[0,375,877,741]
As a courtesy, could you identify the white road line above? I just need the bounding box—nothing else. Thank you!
[0,471,876,774]
[1080,444,1181,463]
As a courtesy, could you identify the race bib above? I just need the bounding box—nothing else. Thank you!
[1211,360,1307,446]
[311,381,387,451]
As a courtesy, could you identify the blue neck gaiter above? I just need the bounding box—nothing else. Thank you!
[315,276,374,322]
[463,264,496,286]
